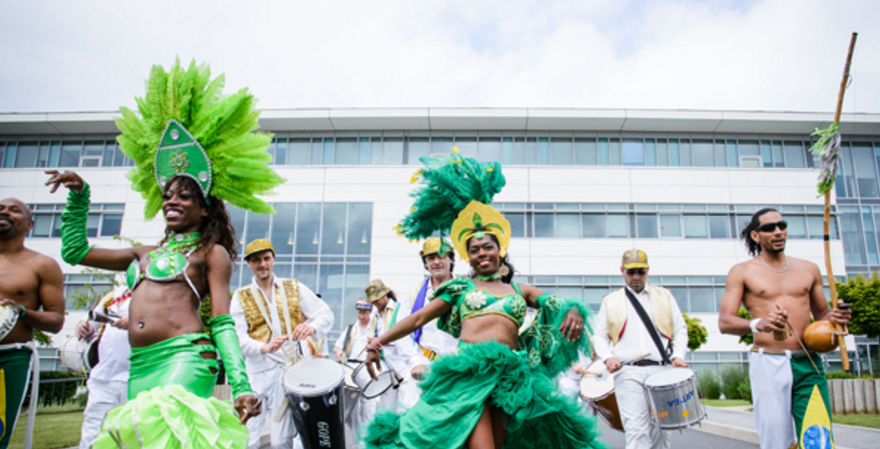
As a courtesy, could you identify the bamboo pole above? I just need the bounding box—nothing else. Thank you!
[825,32,858,372]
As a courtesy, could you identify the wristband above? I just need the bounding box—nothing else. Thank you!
[750,318,763,334]
[17,304,26,319]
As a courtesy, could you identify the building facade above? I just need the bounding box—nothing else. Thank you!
[1,108,878,374]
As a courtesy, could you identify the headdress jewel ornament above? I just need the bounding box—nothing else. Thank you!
[395,147,507,263]
[115,58,285,219]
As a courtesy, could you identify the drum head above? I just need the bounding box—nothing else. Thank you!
[0,305,17,341]
[645,368,695,387]
[579,361,614,399]
[343,362,360,390]
[284,358,344,397]
[352,361,394,399]
[60,336,87,373]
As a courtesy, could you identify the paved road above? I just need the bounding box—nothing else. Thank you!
[595,420,759,449]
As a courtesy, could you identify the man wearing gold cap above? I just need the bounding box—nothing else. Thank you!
[365,278,418,413]
[405,238,459,381]
[231,239,334,449]
[592,249,688,449]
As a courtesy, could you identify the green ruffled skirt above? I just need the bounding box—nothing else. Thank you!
[364,341,607,449]
[92,333,247,448]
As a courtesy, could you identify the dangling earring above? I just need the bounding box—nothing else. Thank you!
[499,264,510,277]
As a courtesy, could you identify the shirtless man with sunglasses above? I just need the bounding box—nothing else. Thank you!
[719,208,851,449]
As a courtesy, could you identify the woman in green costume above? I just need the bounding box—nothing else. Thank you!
[45,60,284,449]
[363,153,607,449]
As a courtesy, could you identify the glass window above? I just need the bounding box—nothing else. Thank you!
[684,215,709,238]
[228,205,246,250]
[86,214,100,238]
[342,264,371,323]
[0,143,11,168]
[513,138,526,164]
[863,206,879,265]
[807,215,825,240]
[556,214,580,238]
[584,287,608,312]
[840,206,865,265]
[320,203,347,255]
[656,140,668,166]
[51,213,62,238]
[370,138,384,165]
[669,140,680,166]
[786,215,807,239]
[622,140,645,166]
[270,203,297,257]
[100,215,122,237]
[345,203,373,255]
[772,142,785,167]
[101,142,115,167]
[382,138,404,164]
[550,138,573,165]
[669,287,688,311]
[598,138,609,165]
[761,141,773,167]
[455,138,477,159]
[288,139,310,165]
[479,137,502,163]
[51,142,64,168]
[740,140,759,156]
[432,137,454,156]
[692,140,714,167]
[294,264,319,297]
[274,139,287,165]
[502,138,514,165]
[358,138,370,165]
[784,141,806,168]
[636,214,658,238]
[245,208,270,244]
[659,214,682,237]
[14,142,37,168]
[582,214,606,238]
[679,140,692,166]
[726,140,738,167]
[538,138,550,165]
[840,145,856,198]
[645,139,656,166]
[318,264,345,325]
[408,137,430,165]
[295,203,322,255]
[607,214,629,238]
[31,215,53,238]
[708,215,729,238]
[609,139,621,165]
[534,213,554,238]
[322,138,334,164]
[83,140,103,156]
[690,287,715,312]
[853,143,879,198]
[575,138,597,165]
[505,213,525,238]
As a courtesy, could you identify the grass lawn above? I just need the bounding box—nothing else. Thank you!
[9,411,84,449]
[834,413,880,429]
[702,399,752,407]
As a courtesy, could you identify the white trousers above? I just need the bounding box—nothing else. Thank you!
[344,393,376,449]
[79,378,128,449]
[749,350,797,449]
[614,365,672,449]
[248,368,297,449]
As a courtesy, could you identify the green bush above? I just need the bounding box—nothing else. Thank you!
[75,391,89,408]
[825,371,877,379]
[720,366,749,400]
[697,370,722,400]
[737,378,752,404]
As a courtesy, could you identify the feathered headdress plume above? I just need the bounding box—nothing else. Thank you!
[394,148,506,241]
[114,58,285,218]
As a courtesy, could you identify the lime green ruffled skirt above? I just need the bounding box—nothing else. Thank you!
[364,340,607,449]
[92,334,247,448]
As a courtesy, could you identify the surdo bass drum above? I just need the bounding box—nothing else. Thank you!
[283,358,347,449]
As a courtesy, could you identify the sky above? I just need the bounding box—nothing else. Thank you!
[0,0,877,114]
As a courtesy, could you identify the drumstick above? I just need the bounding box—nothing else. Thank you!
[775,304,821,375]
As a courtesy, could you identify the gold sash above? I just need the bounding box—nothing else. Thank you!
[604,285,674,345]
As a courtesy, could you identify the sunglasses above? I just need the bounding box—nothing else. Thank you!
[625,268,647,275]
[756,220,788,233]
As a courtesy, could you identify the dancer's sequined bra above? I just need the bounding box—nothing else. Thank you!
[459,285,527,327]
[126,232,202,299]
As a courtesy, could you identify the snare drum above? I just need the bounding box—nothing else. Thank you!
[340,361,361,422]
[352,359,398,399]
[283,358,346,449]
[643,368,706,430]
[59,334,100,373]
[0,304,19,342]
[578,360,624,432]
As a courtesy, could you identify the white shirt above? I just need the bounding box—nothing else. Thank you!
[591,285,688,364]
[371,300,418,374]
[334,321,371,362]
[231,276,334,374]
[90,285,131,383]
[406,278,459,368]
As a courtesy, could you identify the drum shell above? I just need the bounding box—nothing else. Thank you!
[287,384,346,449]
[352,361,395,399]
[578,361,623,432]
[644,369,706,430]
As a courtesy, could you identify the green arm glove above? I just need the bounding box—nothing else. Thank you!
[60,182,92,265]
[209,314,255,400]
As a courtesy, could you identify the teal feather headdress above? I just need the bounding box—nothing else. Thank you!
[395,148,506,242]
[115,59,285,219]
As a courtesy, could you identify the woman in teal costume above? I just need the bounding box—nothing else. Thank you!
[364,197,607,448]
[43,60,285,448]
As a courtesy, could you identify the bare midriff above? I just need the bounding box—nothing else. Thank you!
[459,314,520,350]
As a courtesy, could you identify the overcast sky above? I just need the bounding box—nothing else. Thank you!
[0,0,877,114]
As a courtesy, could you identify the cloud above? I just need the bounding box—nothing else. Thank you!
[0,0,876,113]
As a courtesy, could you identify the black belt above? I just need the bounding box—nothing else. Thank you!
[629,359,667,367]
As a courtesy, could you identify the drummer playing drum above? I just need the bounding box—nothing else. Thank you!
[333,298,376,446]
[231,239,334,449]
[591,249,689,449]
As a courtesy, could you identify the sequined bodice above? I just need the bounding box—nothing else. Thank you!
[125,232,202,300]
[460,288,527,327]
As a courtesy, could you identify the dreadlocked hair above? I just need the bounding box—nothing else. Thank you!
[468,233,516,284]
[159,176,238,260]
[740,207,778,257]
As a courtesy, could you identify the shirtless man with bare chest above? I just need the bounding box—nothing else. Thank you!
[0,198,65,449]
[719,208,851,449]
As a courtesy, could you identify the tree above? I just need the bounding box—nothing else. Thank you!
[683,313,708,352]
[835,274,880,350]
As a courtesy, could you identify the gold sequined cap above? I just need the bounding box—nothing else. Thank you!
[622,249,649,269]
[245,238,275,260]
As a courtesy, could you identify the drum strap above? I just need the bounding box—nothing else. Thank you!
[342,324,355,358]
[624,288,670,365]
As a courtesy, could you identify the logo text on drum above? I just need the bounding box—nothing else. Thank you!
[299,383,316,388]
[666,389,695,408]
[318,422,331,447]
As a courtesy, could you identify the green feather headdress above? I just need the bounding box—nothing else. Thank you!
[395,148,506,241]
[115,59,285,219]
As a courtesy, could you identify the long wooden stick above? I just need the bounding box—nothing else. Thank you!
[825,32,858,372]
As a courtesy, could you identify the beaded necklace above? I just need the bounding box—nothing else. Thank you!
[475,273,502,282]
